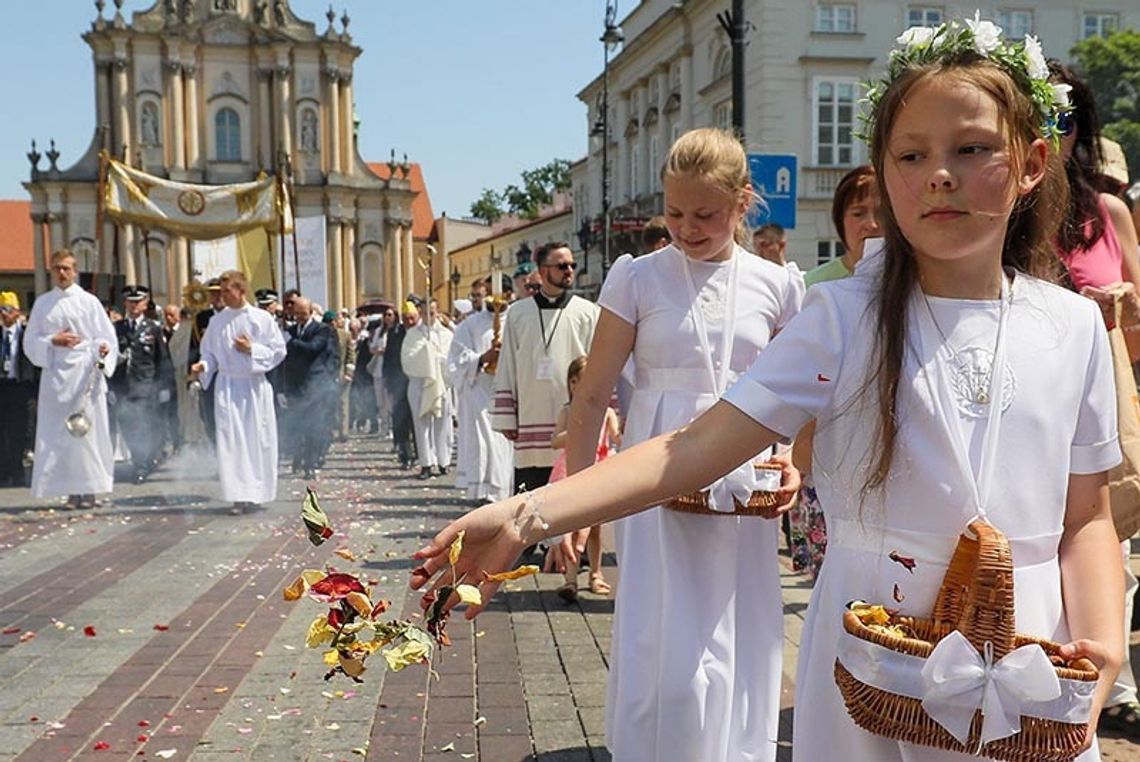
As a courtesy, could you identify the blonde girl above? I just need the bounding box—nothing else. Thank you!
[546,355,621,601]
[413,17,1122,761]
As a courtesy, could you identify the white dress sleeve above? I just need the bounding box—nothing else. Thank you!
[722,284,846,438]
[597,253,638,327]
[1070,303,1122,474]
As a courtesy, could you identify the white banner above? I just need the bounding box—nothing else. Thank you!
[104,159,286,239]
[282,215,328,308]
[191,236,239,282]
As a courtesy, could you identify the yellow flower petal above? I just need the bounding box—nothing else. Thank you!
[484,565,540,582]
[382,639,430,672]
[282,576,306,601]
[345,591,373,618]
[455,584,482,606]
[449,530,465,567]
[322,649,340,666]
[306,616,337,649]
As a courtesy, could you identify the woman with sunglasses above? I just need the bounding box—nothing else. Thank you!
[1050,60,1140,742]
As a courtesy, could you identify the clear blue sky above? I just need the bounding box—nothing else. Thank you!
[0,0,607,218]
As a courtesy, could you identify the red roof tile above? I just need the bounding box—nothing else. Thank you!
[365,162,435,239]
[0,200,33,272]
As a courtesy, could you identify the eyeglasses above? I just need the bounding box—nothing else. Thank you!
[1056,112,1075,137]
[544,262,577,272]
[525,283,541,293]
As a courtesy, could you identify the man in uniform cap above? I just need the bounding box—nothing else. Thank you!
[255,288,279,310]
[512,261,540,300]
[0,291,36,486]
[111,285,173,483]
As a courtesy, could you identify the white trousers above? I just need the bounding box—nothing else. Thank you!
[407,378,451,469]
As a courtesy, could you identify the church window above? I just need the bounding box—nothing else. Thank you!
[215,107,241,161]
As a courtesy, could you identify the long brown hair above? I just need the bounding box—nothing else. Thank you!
[861,59,1068,494]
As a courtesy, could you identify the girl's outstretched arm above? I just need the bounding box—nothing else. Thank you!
[1058,470,1124,747]
[411,399,786,617]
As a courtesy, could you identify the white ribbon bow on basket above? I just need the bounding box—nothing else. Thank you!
[704,460,762,514]
[920,630,1061,748]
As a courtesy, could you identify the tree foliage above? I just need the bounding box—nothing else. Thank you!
[468,159,572,222]
[469,188,504,225]
[1071,29,1140,181]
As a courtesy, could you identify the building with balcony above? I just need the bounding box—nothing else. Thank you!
[575,0,1139,271]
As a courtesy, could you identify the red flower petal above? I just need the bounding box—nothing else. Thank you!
[152,624,169,632]
[93,741,111,750]
[309,573,366,602]
[137,720,150,727]
[83,626,97,637]
[327,608,345,628]
[370,599,390,619]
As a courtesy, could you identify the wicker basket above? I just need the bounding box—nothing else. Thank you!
[834,521,1098,762]
[664,463,781,517]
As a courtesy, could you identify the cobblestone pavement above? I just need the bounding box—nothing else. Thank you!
[0,434,1136,761]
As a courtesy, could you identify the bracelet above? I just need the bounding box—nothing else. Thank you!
[512,486,551,545]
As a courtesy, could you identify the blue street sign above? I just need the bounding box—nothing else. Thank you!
[747,154,797,230]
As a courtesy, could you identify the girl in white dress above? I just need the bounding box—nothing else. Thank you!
[412,18,1123,761]
[546,128,802,761]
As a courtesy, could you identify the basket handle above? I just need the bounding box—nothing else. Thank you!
[930,520,1017,660]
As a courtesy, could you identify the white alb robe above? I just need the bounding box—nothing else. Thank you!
[447,309,513,501]
[198,303,286,503]
[24,283,120,498]
[402,321,453,469]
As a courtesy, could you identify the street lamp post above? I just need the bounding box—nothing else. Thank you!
[599,0,623,281]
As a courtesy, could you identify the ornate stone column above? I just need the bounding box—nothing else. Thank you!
[31,213,46,295]
[183,62,201,170]
[324,66,341,175]
[614,91,629,202]
[257,67,273,169]
[95,61,112,137]
[389,221,403,303]
[276,63,293,158]
[166,60,186,170]
[112,56,132,156]
[403,225,415,302]
[121,225,138,286]
[340,73,353,174]
[327,215,343,310]
[174,237,189,296]
[343,217,356,309]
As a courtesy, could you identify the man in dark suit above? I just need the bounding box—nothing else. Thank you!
[384,301,416,469]
[282,295,338,479]
[189,279,224,444]
[112,286,173,483]
[0,292,37,486]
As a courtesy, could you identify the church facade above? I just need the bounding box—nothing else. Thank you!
[23,0,420,311]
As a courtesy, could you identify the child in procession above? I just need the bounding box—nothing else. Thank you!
[412,15,1123,762]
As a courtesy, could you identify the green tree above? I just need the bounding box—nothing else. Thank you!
[469,188,504,225]
[1071,29,1140,181]
[474,159,573,221]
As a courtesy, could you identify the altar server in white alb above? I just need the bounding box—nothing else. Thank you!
[24,249,119,510]
[448,277,514,502]
[492,242,598,493]
[401,299,453,480]
[190,270,286,514]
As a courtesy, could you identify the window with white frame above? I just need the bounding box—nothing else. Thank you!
[815,3,856,33]
[649,134,661,192]
[906,6,943,27]
[817,240,842,265]
[996,9,1033,39]
[814,78,857,166]
[1082,12,1118,39]
[214,107,241,161]
[630,147,640,199]
[714,100,732,131]
[713,47,732,81]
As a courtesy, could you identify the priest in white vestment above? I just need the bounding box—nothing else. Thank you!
[400,301,453,480]
[24,250,119,509]
[190,270,286,513]
[447,283,513,502]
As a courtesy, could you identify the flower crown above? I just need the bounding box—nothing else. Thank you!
[860,12,1072,143]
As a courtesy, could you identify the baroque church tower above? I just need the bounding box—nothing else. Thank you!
[24,0,419,310]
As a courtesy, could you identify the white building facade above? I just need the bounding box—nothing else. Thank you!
[23,0,418,311]
[576,0,1140,271]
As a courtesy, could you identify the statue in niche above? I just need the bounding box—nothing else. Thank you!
[213,0,238,11]
[274,1,286,26]
[140,102,161,146]
[299,108,319,153]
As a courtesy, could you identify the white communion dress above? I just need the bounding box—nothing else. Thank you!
[722,261,1117,761]
[599,244,803,762]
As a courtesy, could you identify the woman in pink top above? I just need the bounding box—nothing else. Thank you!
[1051,60,1140,741]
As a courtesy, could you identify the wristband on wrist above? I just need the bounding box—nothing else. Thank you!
[512,486,551,545]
